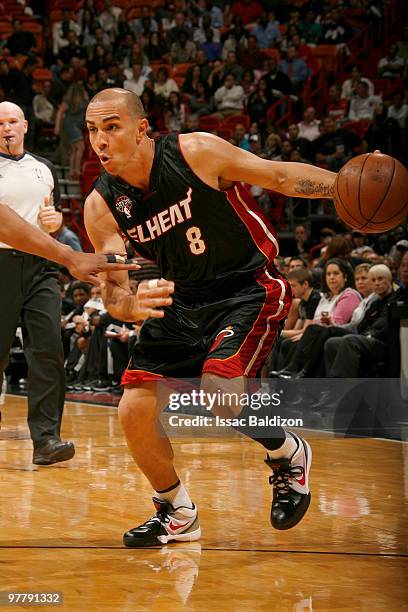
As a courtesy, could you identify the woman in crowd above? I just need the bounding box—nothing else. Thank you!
[55,82,89,180]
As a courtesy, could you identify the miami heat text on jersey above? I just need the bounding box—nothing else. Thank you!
[94,134,279,298]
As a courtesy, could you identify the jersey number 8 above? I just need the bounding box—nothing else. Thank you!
[186,226,206,255]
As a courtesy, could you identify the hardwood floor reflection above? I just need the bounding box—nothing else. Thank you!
[1,396,407,611]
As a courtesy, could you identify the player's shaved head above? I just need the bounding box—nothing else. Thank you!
[88,88,146,120]
[0,101,25,119]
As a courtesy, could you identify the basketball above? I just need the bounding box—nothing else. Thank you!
[333,153,408,233]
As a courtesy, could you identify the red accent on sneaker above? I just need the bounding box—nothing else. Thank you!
[297,453,307,486]
[168,520,190,531]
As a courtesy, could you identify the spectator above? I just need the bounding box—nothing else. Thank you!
[189,81,212,116]
[313,115,360,171]
[33,80,56,127]
[287,123,312,160]
[166,12,192,47]
[52,9,81,56]
[298,107,320,141]
[279,45,308,90]
[238,35,265,71]
[58,30,87,65]
[262,133,281,160]
[146,32,169,62]
[124,63,147,97]
[341,65,374,100]
[221,23,248,59]
[298,9,322,45]
[327,84,349,124]
[294,225,313,258]
[140,89,162,130]
[220,51,243,83]
[230,123,250,151]
[182,113,200,133]
[49,66,74,107]
[320,8,351,45]
[154,67,179,100]
[161,4,177,36]
[213,73,244,118]
[247,78,273,124]
[183,64,204,99]
[251,13,281,49]
[354,263,373,298]
[378,44,406,79]
[324,264,394,377]
[54,82,88,180]
[194,13,221,46]
[99,0,122,42]
[200,29,222,61]
[231,0,263,26]
[131,6,159,36]
[365,103,403,158]
[348,81,382,121]
[170,30,197,63]
[0,58,36,149]
[52,221,83,252]
[6,19,36,56]
[199,0,224,28]
[387,91,408,129]
[263,58,293,98]
[164,91,186,133]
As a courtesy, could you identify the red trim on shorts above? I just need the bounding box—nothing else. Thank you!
[202,269,291,379]
[225,183,279,261]
[121,369,163,386]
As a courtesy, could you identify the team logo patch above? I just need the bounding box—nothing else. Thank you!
[115,195,133,219]
[211,326,234,351]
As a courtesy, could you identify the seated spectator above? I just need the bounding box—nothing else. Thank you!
[378,44,406,79]
[247,78,273,124]
[230,123,250,151]
[124,63,147,97]
[131,6,159,36]
[52,221,82,252]
[154,67,179,100]
[7,19,36,56]
[99,0,122,42]
[275,258,362,377]
[146,31,169,62]
[54,82,88,180]
[287,123,312,160]
[262,133,281,160]
[49,66,74,107]
[278,45,308,90]
[189,81,212,116]
[353,263,373,298]
[279,140,294,161]
[213,73,244,118]
[348,81,382,121]
[33,81,56,127]
[182,113,200,133]
[322,235,367,269]
[251,13,281,49]
[341,65,374,100]
[237,35,265,71]
[195,13,221,45]
[294,224,313,258]
[231,0,263,26]
[298,9,322,45]
[222,23,248,59]
[53,9,81,56]
[365,103,403,157]
[171,29,197,64]
[298,106,320,141]
[324,264,394,377]
[201,29,222,61]
[200,0,224,28]
[220,51,244,83]
[166,11,192,47]
[288,256,308,272]
[164,91,186,133]
[313,115,360,171]
[241,69,256,99]
[320,8,351,45]
[387,91,408,129]
[263,58,293,98]
[140,89,163,130]
[88,44,108,76]
[58,30,87,65]
[327,84,349,124]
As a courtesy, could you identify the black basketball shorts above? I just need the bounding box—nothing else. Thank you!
[121,268,291,385]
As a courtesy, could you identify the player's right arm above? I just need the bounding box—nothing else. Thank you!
[84,190,174,321]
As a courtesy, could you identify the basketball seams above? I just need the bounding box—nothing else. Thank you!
[357,153,371,222]
[360,157,396,230]
[334,171,364,227]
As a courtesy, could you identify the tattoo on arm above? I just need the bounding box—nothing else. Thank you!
[294,179,334,197]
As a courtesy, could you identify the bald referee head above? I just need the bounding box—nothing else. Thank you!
[0,101,28,156]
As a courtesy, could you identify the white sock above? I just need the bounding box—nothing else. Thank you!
[156,482,193,509]
[267,432,298,460]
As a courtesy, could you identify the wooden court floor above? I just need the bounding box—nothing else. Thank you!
[0,396,407,611]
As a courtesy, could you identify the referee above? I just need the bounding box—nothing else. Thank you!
[0,101,74,465]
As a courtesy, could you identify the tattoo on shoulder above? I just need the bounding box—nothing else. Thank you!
[294,178,334,197]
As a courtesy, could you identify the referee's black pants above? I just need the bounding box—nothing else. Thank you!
[0,250,65,444]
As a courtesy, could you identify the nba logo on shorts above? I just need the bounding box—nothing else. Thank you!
[115,195,133,219]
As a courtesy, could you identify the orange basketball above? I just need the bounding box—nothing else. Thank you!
[333,153,408,233]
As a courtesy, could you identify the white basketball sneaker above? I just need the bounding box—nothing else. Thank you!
[123,498,201,547]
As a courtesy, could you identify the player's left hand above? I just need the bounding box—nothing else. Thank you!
[38,196,62,232]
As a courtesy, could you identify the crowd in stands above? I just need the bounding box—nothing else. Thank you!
[0,0,407,390]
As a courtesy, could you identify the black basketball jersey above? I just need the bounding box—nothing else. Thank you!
[94,134,279,299]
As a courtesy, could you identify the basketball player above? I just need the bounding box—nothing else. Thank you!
[84,88,336,546]
[0,202,141,284]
